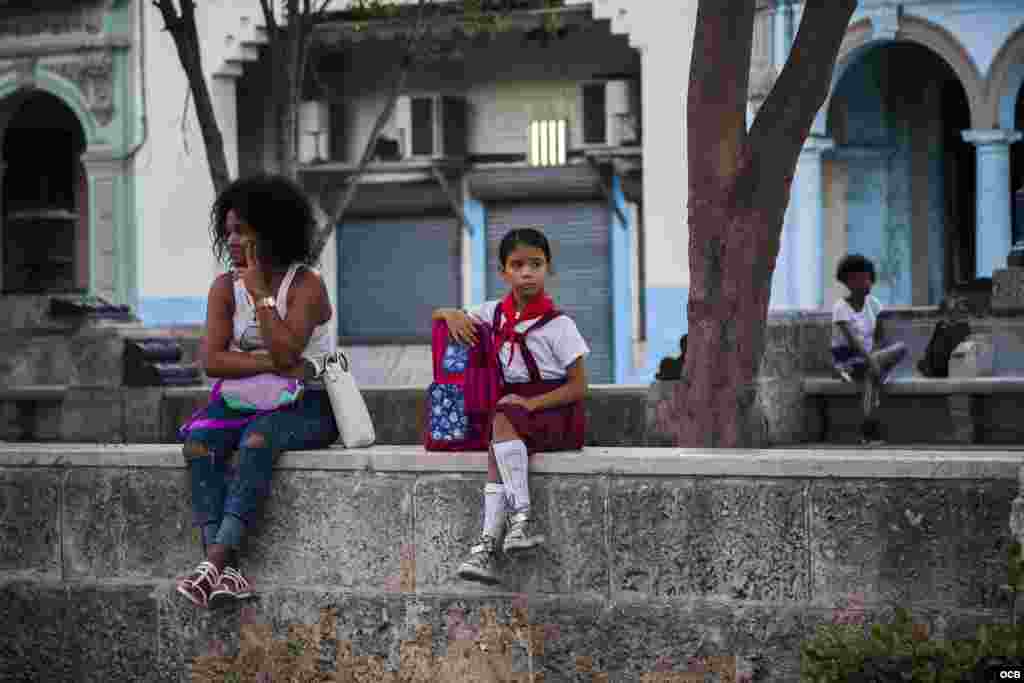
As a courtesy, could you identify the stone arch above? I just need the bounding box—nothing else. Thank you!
[985,23,1024,130]
[0,67,99,147]
[814,14,985,134]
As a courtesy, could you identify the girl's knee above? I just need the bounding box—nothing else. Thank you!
[492,413,516,442]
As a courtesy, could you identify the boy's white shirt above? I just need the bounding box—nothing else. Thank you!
[831,295,882,355]
[463,299,590,383]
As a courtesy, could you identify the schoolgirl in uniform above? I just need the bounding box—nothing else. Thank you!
[432,227,590,584]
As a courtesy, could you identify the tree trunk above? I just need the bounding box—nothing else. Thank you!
[667,0,857,448]
[154,0,232,195]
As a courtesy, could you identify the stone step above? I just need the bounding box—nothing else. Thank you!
[1,444,1019,681]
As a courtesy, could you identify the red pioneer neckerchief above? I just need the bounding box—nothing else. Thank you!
[495,289,554,370]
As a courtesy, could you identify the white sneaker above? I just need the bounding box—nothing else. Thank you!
[502,511,546,554]
[457,535,501,585]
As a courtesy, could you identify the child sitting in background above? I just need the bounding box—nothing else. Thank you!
[831,254,907,446]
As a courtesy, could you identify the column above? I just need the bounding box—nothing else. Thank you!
[792,135,834,308]
[962,129,1023,278]
[462,184,486,307]
[80,149,132,307]
[773,0,795,72]
[611,174,633,384]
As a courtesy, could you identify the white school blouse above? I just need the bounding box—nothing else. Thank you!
[831,295,882,355]
[463,300,590,384]
[232,263,333,386]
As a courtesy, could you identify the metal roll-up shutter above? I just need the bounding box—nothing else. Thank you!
[486,202,613,383]
[338,214,460,342]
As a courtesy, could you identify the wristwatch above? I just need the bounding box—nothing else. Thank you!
[255,295,276,311]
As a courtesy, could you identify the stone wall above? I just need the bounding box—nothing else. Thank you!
[0,445,1020,681]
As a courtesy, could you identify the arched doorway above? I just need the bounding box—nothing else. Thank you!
[1,90,88,293]
[827,42,974,305]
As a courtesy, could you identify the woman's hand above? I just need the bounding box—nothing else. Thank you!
[445,310,479,346]
[498,394,534,412]
[238,239,271,300]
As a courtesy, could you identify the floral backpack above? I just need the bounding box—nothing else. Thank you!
[423,311,502,451]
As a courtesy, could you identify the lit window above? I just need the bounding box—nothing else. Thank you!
[528,120,567,167]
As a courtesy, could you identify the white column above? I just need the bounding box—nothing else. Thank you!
[962,129,1023,278]
[793,135,834,307]
[773,0,795,71]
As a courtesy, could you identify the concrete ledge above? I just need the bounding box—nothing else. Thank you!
[803,376,1024,395]
[2,443,1021,479]
[1,443,1022,681]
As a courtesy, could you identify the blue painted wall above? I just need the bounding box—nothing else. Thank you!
[620,286,688,385]
[137,297,206,326]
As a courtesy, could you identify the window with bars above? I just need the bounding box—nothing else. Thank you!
[528,119,567,167]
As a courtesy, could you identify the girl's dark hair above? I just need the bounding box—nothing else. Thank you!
[210,174,318,268]
[836,253,876,285]
[498,227,554,273]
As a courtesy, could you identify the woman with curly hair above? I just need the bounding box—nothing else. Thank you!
[176,174,338,608]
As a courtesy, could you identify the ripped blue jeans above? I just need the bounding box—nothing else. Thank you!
[183,390,338,548]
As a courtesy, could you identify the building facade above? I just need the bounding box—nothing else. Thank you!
[3,1,1022,387]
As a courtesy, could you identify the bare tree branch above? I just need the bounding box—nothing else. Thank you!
[310,0,433,259]
[258,0,277,33]
[154,0,231,194]
[747,0,856,185]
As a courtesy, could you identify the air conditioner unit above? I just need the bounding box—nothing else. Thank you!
[579,78,640,147]
[298,100,330,163]
[394,94,468,160]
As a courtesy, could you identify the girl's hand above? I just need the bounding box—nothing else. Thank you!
[498,394,534,412]
[445,310,479,346]
[238,240,271,300]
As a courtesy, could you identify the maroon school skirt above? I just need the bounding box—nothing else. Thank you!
[493,379,585,453]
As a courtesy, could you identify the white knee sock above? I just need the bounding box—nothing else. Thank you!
[493,439,529,514]
[482,482,507,539]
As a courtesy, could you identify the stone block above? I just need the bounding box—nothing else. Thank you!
[757,376,805,445]
[363,386,424,446]
[586,387,647,447]
[0,582,71,682]
[62,468,194,580]
[810,479,1016,610]
[414,475,608,596]
[993,267,1024,311]
[976,395,1024,444]
[0,469,61,576]
[64,583,162,682]
[60,386,124,442]
[991,317,1024,375]
[162,388,209,442]
[122,387,166,443]
[242,471,413,587]
[645,381,678,446]
[69,330,124,386]
[608,478,809,602]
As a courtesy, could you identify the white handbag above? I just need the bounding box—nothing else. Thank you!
[316,350,375,448]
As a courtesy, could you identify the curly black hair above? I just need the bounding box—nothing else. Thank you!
[210,174,318,268]
[836,253,876,286]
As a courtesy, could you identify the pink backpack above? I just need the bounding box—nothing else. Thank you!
[424,315,501,451]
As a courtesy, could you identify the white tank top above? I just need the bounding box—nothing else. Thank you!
[231,262,333,365]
